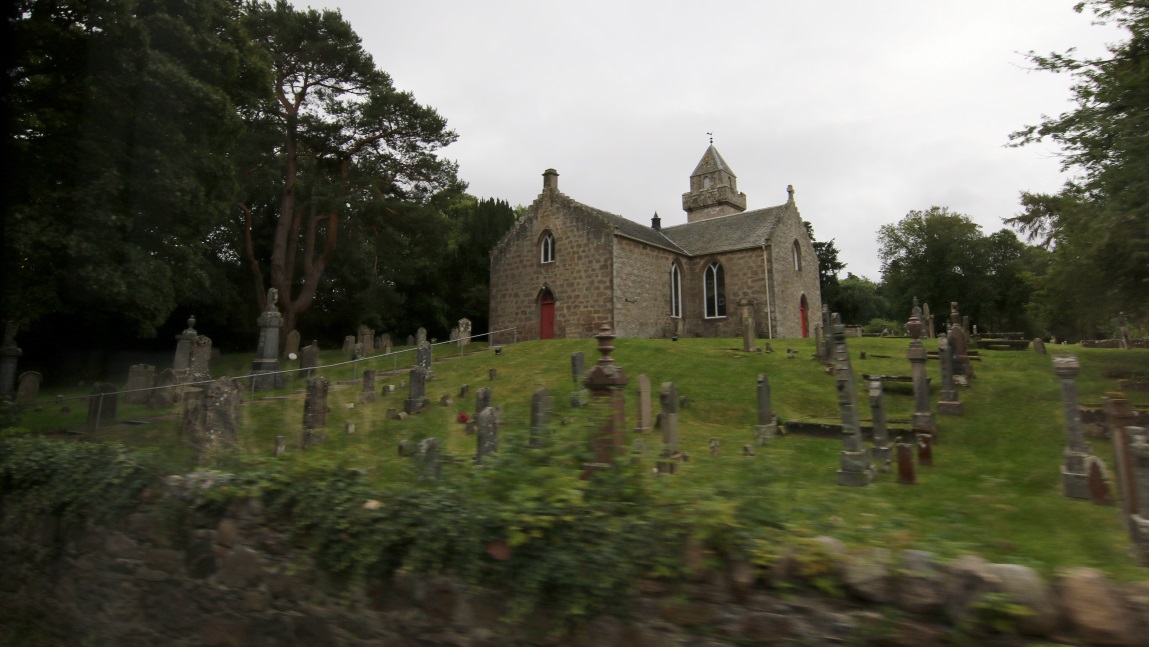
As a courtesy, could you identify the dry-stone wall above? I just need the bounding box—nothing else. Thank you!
[2,474,1148,646]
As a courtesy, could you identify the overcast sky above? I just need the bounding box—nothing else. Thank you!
[309,1,1122,280]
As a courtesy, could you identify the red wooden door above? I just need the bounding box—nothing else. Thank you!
[800,295,809,338]
[540,292,555,339]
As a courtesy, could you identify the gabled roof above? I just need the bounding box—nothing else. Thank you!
[660,204,789,255]
[549,192,687,254]
[690,144,736,178]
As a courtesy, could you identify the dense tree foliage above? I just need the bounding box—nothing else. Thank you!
[5,0,267,335]
[878,207,1032,334]
[1009,0,1149,327]
[804,221,847,315]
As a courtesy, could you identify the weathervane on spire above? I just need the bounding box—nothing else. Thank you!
[706,131,713,145]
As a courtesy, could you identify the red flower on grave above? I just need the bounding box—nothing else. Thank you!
[457,413,470,423]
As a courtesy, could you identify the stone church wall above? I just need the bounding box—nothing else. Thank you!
[612,236,680,338]
[766,206,822,339]
[489,189,614,342]
[681,249,768,338]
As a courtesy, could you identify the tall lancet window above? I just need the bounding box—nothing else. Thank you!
[704,261,726,318]
[540,231,555,264]
[670,263,682,318]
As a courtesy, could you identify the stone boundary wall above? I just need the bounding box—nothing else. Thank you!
[2,476,1148,646]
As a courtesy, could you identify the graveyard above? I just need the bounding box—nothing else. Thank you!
[6,329,1147,580]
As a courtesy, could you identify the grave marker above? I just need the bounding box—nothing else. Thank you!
[300,341,319,379]
[284,330,301,360]
[149,368,180,409]
[124,364,155,405]
[182,377,243,463]
[251,289,284,390]
[404,366,430,414]
[868,380,891,473]
[754,374,777,443]
[936,335,963,416]
[634,374,653,432]
[172,316,196,378]
[360,369,376,404]
[582,324,629,478]
[908,299,936,433]
[833,314,873,486]
[16,371,42,406]
[738,297,755,352]
[530,388,552,448]
[476,406,499,463]
[189,335,212,381]
[303,376,330,431]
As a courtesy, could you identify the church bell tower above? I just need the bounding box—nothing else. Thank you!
[681,144,747,222]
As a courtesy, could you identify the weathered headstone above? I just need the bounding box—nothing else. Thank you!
[342,335,356,356]
[1056,356,1101,501]
[923,303,934,339]
[821,304,833,363]
[86,383,118,427]
[813,324,824,363]
[459,383,470,398]
[475,386,492,419]
[917,432,934,467]
[284,330,301,360]
[634,374,653,433]
[457,318,472,348]
[380,334,393,355]
[303,376,330,430]
[357,325,374,355]
[417,341,432,372]
[124,364,155,405]
[172,316,196,379]
[0,322,22,394]
[1032,337,1046,354]
[738,297,755,352]
[406,335,414,346]
[300,341,319,379]
[404,366,429,414]
[571,351,586,385]
[360,369,376,404]
[897,440,916,485]
[182,377,243,463]
[189,335,212,381]
[476,406,499,463]
[16,371,42,406]
[908,299,936,433]
[582,325,629,478]
[754,374,777,443]
[833,314,873,486]
[251,289,285,391]
[530,388,551,448]
[869,380,892,472]
[149,368,180,409]
[415,438,441,481]
[416,327,427,344]
[1123,426,1149,564]
[950,302,975,380]
[936,335,963,416]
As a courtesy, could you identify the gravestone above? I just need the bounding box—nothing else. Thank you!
[1123,426,1149,564]
[475,386,492,420]
[375,335,383,351]
[1056,356,1097,500]
[908,299,936,433]
[360,369,376,404]
[917,432,934,467]
[476,406,499,463]
[86,383,118,427]
[189,335,212,381]
[1032,337,1046,354]
[657,381,681,474]
[416,327,427,344]
[182,377,243,464]
[936,335,963,416]
[634,374,653,432]
[380,334,393,355]
[754,374,777,443]
[300,341,319,379]
[406,335,415,346]
[251,289,285,391]
[172,316,196,378]
[16,371,42,406]
[869,380,892,472]
[897,440,916,485]
[923,303,934,339]
[1106,392,1140,517]
[821,304,833,363]
[303,376,330,430]
[833,314,873,486]
[358,325,374,355]
[1120,312,1133,350]
[404,366,429,414]
[581,324,629,479]
[0,322,22,395]
[284,330,301,361]
[415,438,441,481]
[813,324,824,363]
[124,364,155,405]
[570,351,587,407]
[417,341,433,373]
[950,303,975,380]
[149,368,180,409]
[459,384,470,398]
[457,318,472,348]
[342,335,356,355]
[530,388,552,448]
[738,297,755,352]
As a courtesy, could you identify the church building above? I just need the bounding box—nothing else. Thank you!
[488,145,821,341]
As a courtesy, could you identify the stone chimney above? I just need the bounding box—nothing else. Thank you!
[543,168,559,191]
[651,212,661,230]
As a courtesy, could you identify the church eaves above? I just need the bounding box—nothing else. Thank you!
[660,204,789,256]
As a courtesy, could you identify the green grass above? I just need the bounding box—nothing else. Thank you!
[11,336,1149,581]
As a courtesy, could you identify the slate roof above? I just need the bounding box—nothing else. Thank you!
[659,205,789,256]
[560,196,687,254]
[690,144,736,177]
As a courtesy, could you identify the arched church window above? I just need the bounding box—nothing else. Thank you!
[670,263,682,318]
[704,261,726,318]
[540,232,555,264]
[792,240,802,271]
[703,176,713,189]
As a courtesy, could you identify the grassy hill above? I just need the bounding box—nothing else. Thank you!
[14,335,1149,580]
